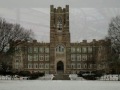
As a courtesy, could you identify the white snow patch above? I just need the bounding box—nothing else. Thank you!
[99,74,119,81]
[0,75,29,80]
[69,74,85,80]
[0,74,54,80]
[38,74,54,80]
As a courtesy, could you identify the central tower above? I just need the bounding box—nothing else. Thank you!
[50,5,71,74]
[50,5,70,44]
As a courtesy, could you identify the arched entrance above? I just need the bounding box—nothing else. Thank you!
[57,61,64,71]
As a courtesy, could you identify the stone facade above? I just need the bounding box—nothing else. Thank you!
[13,5,111,74]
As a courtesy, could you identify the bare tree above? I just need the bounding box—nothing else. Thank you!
[108,15,120,53]
[107,15,120,76]
[0,17,34,71]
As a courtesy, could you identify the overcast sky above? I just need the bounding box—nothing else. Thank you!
[0,0,120,42]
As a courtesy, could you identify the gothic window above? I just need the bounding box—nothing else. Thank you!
[45,63,49,69]
[56,45,64,52]
[90,64,93,69]
[84,64,87,69]
[62,48,64,52]
[77,63,81,69]
[71,63,75,69]
[39,63,44,69]
[34,63,38,68]
[59,46,61,51]
[57,17,62,30]
[28,63,32,69]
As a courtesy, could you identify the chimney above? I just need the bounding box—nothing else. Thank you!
[93,39,96,42]
[83,40,87,43]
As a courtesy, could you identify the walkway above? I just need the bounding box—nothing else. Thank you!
[52,71,70,80]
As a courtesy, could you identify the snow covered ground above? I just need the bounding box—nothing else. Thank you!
[38,74,54,80]
[99,74,119,81]
[0,74,120,90]
[0,80,120,90]
[0,74,54,80]
[69,74,120,81]
[69,74,85,80]
[0,75,29,80]
[1,74,119,81]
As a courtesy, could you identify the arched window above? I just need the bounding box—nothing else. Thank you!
[84,64,87,68]
[59,46,61,51]
[56,45,64,52]
[57,17,62,30]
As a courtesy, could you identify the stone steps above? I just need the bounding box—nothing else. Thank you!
[53,74,70,80]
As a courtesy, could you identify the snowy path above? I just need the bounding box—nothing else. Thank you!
[0,80,120,90]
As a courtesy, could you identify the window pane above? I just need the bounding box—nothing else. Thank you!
[34,47,38,53]
[45,55,49,61]
[39,54,44,61]
[82,54,87,61]
[77,47,81,52]
[45,48,49,53]
[88,47,92,53]
[34,54,38,61]
[82,47,87,53]
[71,54,76,61]
[28,47,32,53]
[56,45,64,52]
[71,47,75,53]
[28,54,32,61]
[77,54,81,61]
[39,47,44,53]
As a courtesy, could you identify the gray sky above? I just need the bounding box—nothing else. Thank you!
[0,0,120,8]
[0,0,120,42]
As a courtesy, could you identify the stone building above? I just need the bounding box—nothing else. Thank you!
[96,40,111,73]
[13,5,111,74]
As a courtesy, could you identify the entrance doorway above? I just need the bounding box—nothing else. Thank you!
[57,61,64,71]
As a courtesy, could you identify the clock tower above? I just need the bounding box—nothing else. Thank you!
[50,5,71,74]
[50,5,70,45]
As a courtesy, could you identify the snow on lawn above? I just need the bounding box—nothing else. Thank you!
[69,74,120,81]
[0,74,54,80]
[99,74,119,81]
[0,80,120,90]
[69,74,85,80]
[0,75,29,80]
[38,74,54,80]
